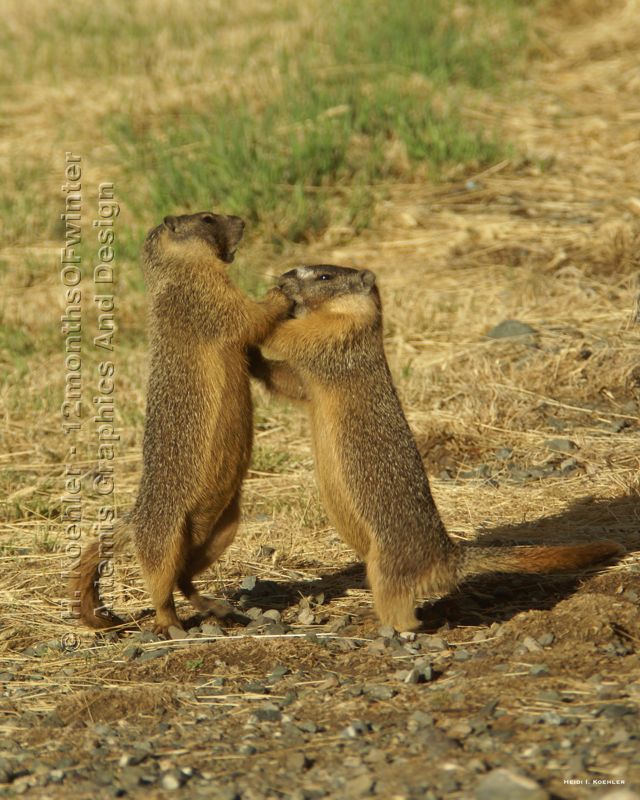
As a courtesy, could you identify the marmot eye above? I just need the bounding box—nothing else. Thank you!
[202,214,216,225]
[317,273,333,281]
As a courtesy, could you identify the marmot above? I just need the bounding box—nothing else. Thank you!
[72,212,292,633]
[252,264,624,631]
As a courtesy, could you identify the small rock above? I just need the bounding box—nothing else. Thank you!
[139,631,161,644]
[487,320,536,340]
[285,751,309,772]
[49,769,65,784]
[201,623,224,637]
[453,648,471,661]
[138,648,170,662]
[258,545,276,558]
[364,685,396,701]
[268,665,289,682]
[298,609,315,626]
[407,710,434,732]
[344,773,374,796]
[296,720,318,734]
[262,609,281,623]
[241,576,257,591]
[530,664,550,677]
[378,626,396,639]
[522,636,543,653]
[543,438,578,453]
[537,633,554,647]
[264,622,290,635]
[475,768,549,800]
[238,744,257,756]
[597,703,635,719]
[123,645,141,661]
[420,635,447,651]
[167,626,188,640]
[161,772,183,791]
[495,447,513,461]
[253,705,282,722]
[559,457,579,474]
[448,721,473,739]
[343,720,370,738]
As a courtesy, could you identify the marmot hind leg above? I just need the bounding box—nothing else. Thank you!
[135,517,187,634]
[177,493,241,618]
[367,549,420,632]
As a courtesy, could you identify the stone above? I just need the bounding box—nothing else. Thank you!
[201,623,224,637]
[475,768,549,800]
[298,609,315,625]
[343,720,370,738]
[543,438,578,453]
[486,320,536,340]
[138,648,170,662]
[530,664,550,677]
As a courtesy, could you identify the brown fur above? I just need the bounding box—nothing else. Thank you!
[71,212,291,633]
[254,265,624,631]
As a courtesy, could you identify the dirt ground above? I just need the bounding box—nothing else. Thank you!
[2,2,640,799]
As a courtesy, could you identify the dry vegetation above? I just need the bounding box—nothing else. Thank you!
[1,0,640,798]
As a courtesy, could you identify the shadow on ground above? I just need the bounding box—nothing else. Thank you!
[227,491,639,632]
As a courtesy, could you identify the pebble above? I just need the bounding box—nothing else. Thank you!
[522,636,543,653]
[241,576,257,591]
[138,648,170,662]
[537,632,554,647]
[264,622,290,635]
[286,751,309,772]
[495,447,513,460]
[201,623,225,637]
[420,635,447,651]
[475,768,549,800]
[123,645,141,661]
[529,664,550,677]
[343,720,370,738]
[344,773,374,796]
[168,626,188,640]
[453,648,471,661]
[262,609,281,623]
[253,705,282,722]
[597,703,636,719]
[298,609,315,625]
[486,320,536,340]
[161,771,183,791]
[407,710,434,731]
[364,684,396,701]
[543,438,578,453]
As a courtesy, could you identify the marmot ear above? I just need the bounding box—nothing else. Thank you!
[360,269,376,292]
[163,216,178,232]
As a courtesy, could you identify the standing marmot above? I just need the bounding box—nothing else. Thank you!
[252,264,623,631]
[72,212,291,633]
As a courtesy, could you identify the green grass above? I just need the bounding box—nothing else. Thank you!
[111,0,531,245]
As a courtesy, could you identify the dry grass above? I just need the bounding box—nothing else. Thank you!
[1,0,640,757]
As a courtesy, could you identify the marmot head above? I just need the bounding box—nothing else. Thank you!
[143,212,245,272]
[278,265,379,317]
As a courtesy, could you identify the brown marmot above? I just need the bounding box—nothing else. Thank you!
[252,264,624,631]
[72,212,291,633]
